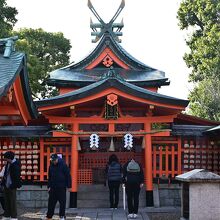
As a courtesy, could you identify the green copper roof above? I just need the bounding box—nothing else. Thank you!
[48,34,169,87]
[0,37,37,118]
[0,51,24,97]
[36,72,188,108]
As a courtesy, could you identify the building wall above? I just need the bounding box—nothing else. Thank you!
[190,183,220,220]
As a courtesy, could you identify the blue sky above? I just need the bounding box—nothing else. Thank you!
[8,0,192,99]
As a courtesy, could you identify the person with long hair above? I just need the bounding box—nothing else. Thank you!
[106,154,122,209]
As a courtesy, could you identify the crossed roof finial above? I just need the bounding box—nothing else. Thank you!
[88,0,125,43]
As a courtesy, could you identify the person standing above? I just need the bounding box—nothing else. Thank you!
[46,154,71,220]
[0,166,6,216]
[106,154,122,209]
[1,151,22,220]
[122,158,144,219]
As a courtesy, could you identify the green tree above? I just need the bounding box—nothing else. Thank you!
[14,28,72,99]
[189,76,220,121]
[0,0,17,38]
[177,0,220,120]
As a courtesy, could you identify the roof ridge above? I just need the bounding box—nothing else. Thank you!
[0,36,18,58]
[36,76,188,108]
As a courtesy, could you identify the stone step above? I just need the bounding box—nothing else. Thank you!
[78,184,108,192]
[78,190,146,199]
[77,198,146,208]
[78,200,146,208]
[77,184,146,208]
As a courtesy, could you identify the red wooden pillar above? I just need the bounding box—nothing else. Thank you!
[70,123,78,208]
[177,137,182,174]
[171,145,175,177]
[39,138,44,181]
[109,123,114,133]
[144,123,154,206]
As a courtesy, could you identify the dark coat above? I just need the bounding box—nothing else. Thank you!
[122,160,144,185]
[106,161,122,182]
[48,158,72,189]
[2,159,22,189]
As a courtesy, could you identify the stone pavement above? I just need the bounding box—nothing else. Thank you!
[19,207,180,220]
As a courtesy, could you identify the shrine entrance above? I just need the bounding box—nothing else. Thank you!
[78,151,144,184]
[41,136,144,185]
[72,122,144,184]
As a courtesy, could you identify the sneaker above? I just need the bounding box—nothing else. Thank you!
[10,218,18,220]
[133,214,138,218]
[127,214,133,218]
[59,217,65,220]
[114,207,118,210]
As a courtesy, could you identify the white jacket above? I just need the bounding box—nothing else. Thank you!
[0,166,5,177]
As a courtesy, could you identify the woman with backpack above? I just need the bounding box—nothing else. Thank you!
[106,154,122,209]
[122,158,144,219]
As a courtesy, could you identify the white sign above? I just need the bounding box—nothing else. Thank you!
[90,134,99,149]
[124,133,133,150]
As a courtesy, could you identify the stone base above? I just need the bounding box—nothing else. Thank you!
[146,190,154,207]
[16,184,181,208]
[17,185,48,208]
[158,184,181,207]
[69,192,77,208]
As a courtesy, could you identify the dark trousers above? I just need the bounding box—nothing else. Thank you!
[0,196,5,211]
[47,188,66,218]
[3,188,17,218]
[125,183,141,214]
[108,181,120,208]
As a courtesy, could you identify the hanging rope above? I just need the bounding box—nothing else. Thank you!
[48,129,171,136]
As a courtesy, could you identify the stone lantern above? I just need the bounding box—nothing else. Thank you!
[176,169,220,220]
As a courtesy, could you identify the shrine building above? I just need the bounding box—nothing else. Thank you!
[0,0,219,208]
